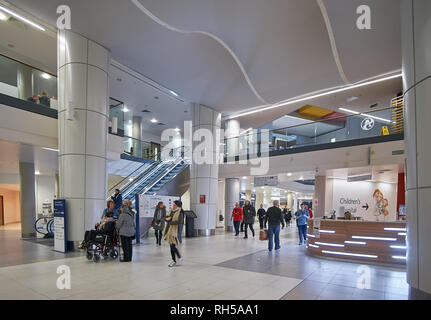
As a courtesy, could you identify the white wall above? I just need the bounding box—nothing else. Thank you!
[181,189,190,210]
[35,175,56,215]
[326,178,397,221]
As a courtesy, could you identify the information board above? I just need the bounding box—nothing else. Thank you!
[138,194,180,218]
[53,199,67,253]
[254,176,278,187]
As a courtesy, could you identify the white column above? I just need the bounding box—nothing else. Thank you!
[314,176,326,218]
[402,0,431,299]
[19,162,36,238]
[190,104,221,236]
[57,30,110,244]
[225,119,240,160]
[132,115,142,158]
[225,178,239,231]
[287,192,294,210]
[17,64,33,100]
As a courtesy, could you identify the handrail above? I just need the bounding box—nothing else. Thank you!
[227,105,398,140]
[141,157,185,195]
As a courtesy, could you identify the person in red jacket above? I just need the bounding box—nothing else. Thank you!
[305,204,313,219]
[231,203,243,236]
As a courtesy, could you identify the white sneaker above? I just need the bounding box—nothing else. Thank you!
[177,257,183,266]
[168,261,176,267]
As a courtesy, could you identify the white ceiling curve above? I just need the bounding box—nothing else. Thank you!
[5,0,401,118]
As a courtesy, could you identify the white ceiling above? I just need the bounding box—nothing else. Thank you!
[5,0,401,116]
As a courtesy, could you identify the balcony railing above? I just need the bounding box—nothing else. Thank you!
[224,101,404,159]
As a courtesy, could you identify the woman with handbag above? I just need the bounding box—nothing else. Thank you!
[152,201,166,246]
[164,200,184,267]
[117,200,136,262]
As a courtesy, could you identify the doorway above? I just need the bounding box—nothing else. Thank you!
[0,195,4,225]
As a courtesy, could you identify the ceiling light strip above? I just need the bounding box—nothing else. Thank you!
[344,241,367,245]
[130,0,268,105]
[0,5,45,31]
[227,73,402,120]
[322,250,378,259]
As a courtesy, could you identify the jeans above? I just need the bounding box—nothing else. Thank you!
[297,224,307,244]
[259,218,264,229]
[178,223,184,244]
[170,244,181,262]
[233,221,240,235]
[155,229,163,245]
[268,224,281,251]
[120,235,133,261]
[244,223,255,238]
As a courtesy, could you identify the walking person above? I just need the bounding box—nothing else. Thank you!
[257,204,266,230]
[117,200,135,262]
[231,203,243,236]
[152,201,166,246]
[286,209,292,225]
[266,200,285,251]
[295,203,310,245]
[242,200,256,239]
[164,200,184,267]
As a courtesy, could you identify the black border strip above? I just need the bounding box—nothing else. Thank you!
[0,93,58,119]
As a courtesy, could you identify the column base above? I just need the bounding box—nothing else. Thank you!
[194,229,216,237]
[21,233,36,239]
[225,226,233,232]
[409,286,431,300]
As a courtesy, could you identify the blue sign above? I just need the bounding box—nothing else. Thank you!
[53,199,67,253]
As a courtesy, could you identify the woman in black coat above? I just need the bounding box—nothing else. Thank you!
[152,202,166,246]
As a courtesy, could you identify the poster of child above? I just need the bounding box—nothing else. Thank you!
[373,189,384,221]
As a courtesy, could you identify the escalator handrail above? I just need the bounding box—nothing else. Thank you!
[141,157,186,195]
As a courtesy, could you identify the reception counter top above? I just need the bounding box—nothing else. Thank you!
[307,219,406,265]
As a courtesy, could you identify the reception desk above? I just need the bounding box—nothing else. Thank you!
[307,219,406,265]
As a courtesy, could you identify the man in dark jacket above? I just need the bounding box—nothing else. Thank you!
[257,204,266,230]
[266,200,285,251]
[242,200,256,239]
[111,189,122,217]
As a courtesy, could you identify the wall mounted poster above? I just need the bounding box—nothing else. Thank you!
[138,194,180,218]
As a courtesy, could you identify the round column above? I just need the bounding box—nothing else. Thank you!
[225,119,240,160]
[313,176,326,218]
[57,30,110,244]
[190,104,221,236]
[225,178,240,231]
[402,0,431,299]
[132,116,142,158]
[19,162,36,238]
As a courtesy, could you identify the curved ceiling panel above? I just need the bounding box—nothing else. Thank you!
[322,0,402,83]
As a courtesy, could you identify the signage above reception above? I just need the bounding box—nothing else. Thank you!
[254,176,278,187]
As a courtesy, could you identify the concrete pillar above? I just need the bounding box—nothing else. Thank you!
[402,0,431,299]
[314,176,326,218]
[189,104,221,236]
[225,178,239,231]
[19,162,36,238]
[54,173,59,199]
[287,192,294,210]
[57,30,110,244]
[17,64,33,100]
[132,116,142,158]
[225,119,240,160]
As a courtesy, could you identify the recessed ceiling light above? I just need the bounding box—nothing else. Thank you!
[338,107,360,115]
[287,173,292,176]
[0,11,8,21]
[174,128,180,132]
[122,107,129,112]
[41,73,50,79]
[0,5,45,31]
[346,96,358,102]
[242,176,247,179]
[35,170,40,175]
[151,118,157,123]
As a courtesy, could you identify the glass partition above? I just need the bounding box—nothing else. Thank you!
[0,54,58,108]
[109,98,125,136]
[225,104,403,158]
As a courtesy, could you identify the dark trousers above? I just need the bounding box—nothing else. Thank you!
[259,218,264,229]
[155,230,163,245]
[240,221,244,232]
[170,244,181,262]
[178,224,184,244]
[268,224,281,251]
[244,223,255,238]
[233,221,240,235]
[120,235,133,261]
[297,224,307,244]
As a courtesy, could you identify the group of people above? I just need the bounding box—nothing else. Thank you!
[27,91,51,106]
[231,200,313,250]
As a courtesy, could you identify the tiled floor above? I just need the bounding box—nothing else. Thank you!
[0,223,409,300]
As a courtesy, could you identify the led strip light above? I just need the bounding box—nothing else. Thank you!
[390,245,407,249]
[384,228,407,231]
[319,230,335,234]
[392,256,407,260]
[315,242,344,248]
[352,236,397,241]
[344,241,366,245]
[0,5,45,31]
[307,234,316,238]
[322,250,378,259]
[308,244,319,249]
